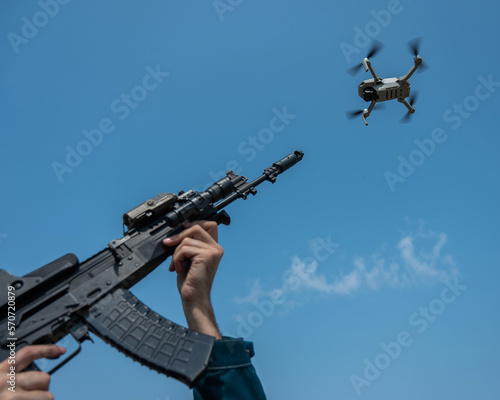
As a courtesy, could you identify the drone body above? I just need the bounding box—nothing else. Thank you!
[359,76,412,104]
[348,39,426,126]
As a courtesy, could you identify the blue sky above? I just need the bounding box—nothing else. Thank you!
[1,1,499,399]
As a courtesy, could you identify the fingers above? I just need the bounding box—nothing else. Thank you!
[162,221,223,274]
[163,221,218,248]
[6,390,56,400]
[168,239,222,273]
[14,345,66,372]
[0,345,63,400]
[16,371,51,391]
[187,220,218,242]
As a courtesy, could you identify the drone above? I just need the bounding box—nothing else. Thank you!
[347,38,427,126]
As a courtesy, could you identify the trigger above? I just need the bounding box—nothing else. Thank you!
[37,321,92,374]
[70,320,93,344]
[34,334,83,375]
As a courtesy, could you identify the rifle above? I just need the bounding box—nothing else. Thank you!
[0,151,303,387]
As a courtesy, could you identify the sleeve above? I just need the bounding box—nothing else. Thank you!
[192,337,267,400]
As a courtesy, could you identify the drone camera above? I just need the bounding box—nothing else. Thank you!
[363,87,378,102]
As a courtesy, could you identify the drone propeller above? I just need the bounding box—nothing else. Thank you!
[347,40,384,75]
[401,92,419,123]
[408,91,418,107]
[418,60,429,72]
[366,40,384,59]
[408,37,429,72]
[408,37,421,57]
[346,109,364,119]
[347,64,363,76]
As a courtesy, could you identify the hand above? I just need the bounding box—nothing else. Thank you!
[163,221,223,339]
[0,345,66,400]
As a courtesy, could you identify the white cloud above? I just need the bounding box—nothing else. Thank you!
[286,257,338,293]
[233,279,265,304]
[397,232,457,284]
[331,267,361,295]
[233,227,458,305]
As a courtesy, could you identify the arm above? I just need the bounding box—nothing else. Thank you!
[163,220,223,339]
[164,221,267,399]
[0,345,66,400]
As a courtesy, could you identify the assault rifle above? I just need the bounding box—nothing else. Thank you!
[0,150,303,387]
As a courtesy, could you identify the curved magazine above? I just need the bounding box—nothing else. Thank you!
[85,287,214,387]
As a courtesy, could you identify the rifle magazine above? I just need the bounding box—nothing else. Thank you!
[85,288,214,387]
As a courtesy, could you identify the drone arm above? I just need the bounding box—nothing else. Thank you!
[398,97,415,113]
[398,56,422,84]
[362,58,381,82]
[362,100,377,126]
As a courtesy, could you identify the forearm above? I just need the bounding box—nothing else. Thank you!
[183,300,222,340]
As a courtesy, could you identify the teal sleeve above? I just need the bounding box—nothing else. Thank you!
[193,337,267,400]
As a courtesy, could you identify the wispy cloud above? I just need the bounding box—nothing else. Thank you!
[233,227,458,305]
[233,279,266,304]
